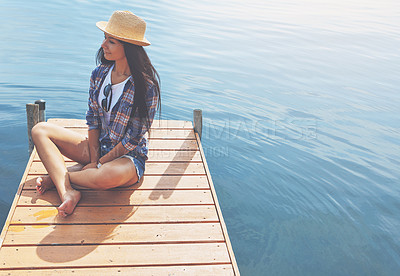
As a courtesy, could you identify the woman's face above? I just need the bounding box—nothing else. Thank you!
[101,34,126,61]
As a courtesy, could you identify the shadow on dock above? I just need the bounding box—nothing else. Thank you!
[21,177,138,262]
[149,140,198,200]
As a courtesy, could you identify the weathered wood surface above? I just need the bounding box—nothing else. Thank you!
[33,150,203,162]
[0,265,234,275]
[0,243,230,268]
[0,119,239,275]
[18,190,214,206]
[4,223,224,245]
[29,161,206,175]
[23,175,210,190]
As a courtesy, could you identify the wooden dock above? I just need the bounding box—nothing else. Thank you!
[0,118,239,275]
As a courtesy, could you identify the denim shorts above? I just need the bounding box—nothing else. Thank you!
[100,139,146,184]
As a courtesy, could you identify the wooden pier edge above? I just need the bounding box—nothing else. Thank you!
[1,99,46,246]
[0,149,36,248]
[195,132,240,275]
[0,111,240,274]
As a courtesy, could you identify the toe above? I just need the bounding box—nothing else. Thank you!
[57,206,66,217]
[58,211,66,217]
[58,201,72,217]
[36,186,42,194]
[36,177,43,186]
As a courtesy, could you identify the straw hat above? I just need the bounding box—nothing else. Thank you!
[96,11,150,46]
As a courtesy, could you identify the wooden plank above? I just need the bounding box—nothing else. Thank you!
[0,243,230,269]
[47,118,193,129]
[151,120,193,129]
[196,133,240,275]
[11,205,219,224]
[17,190,214,206]
[145,163,205,175]
[149,140,198,150]
[149,129,196,139]
[23,175,210,190]
[0,148,35,249]
[33,150,202,162]
[0,265,234,275]
[66,128,196,139]
[148,150,201,162]
[130,175,210,190]
[4,223,224,246]
[29,162,206,175]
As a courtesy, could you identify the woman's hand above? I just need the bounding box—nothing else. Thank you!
[82,162,98,170]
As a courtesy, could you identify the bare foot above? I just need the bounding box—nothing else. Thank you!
[57,189,81,217]
[36,175,55,194]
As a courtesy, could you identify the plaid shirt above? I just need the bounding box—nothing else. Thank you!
[86,64,158,158]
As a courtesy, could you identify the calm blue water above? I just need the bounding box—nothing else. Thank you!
[1,0,399,275]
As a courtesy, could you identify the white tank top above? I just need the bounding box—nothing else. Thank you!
[98,64,130,124]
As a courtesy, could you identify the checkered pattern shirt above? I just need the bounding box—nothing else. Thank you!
[86,64,158,158]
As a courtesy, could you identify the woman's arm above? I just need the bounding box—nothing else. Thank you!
[88,128,101,163]
[86,67,102,130]
[84,66,103,169]
[98,141,129,165]
[85,130,129,169]
[82,128,101,170]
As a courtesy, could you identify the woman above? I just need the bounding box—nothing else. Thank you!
[32,11,160,217]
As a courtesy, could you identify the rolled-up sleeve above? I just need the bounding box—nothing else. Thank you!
[121,84,158,152]
[86,69,101,130]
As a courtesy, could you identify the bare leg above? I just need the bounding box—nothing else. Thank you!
[69,157,139,190]
[31,122,91,216]
[36,164,84,194]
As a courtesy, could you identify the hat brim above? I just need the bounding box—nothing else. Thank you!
[96,21,151,46]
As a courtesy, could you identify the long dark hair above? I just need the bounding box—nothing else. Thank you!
[96,42,161,132]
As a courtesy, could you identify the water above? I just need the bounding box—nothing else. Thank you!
[1,0,399,274]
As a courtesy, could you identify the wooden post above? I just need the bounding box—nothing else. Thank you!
[26,103,39,156]
[193,109,202,140]
[35,99,46,122]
